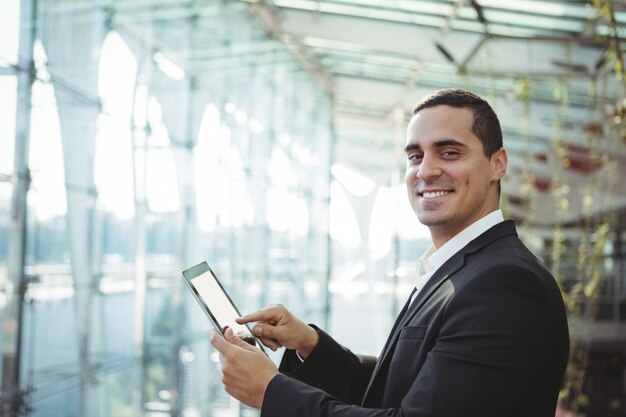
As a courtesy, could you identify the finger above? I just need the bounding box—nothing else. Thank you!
[251,324,283,350]
[236,310,274,324]
[237,304,285,324]
[210,330,233,355]
[223,327,239,343]
[252,323,281,339]
[235,315,255,324]
[258,337,282,351]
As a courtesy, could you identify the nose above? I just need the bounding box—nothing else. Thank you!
[416,153,441,180]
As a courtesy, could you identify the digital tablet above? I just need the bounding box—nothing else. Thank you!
[182,261,264,351]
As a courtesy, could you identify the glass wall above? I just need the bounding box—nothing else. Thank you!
[0,1,434,416]
[0,1,335,416]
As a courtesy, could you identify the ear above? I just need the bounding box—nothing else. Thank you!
[490,147,508,181]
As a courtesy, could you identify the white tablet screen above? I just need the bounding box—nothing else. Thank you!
[182,262,261,351]
[189,270,250,336]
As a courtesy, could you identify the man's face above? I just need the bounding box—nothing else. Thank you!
[404,105,507,247]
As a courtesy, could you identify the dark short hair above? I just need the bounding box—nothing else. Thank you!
[412,88,502,157]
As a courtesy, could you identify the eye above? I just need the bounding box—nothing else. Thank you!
[407,153,423,163]
[441,150,461,158]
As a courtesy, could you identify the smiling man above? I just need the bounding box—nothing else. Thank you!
[405,98,506,248]
[211,88,570,417]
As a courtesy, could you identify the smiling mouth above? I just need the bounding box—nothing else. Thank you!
[419,190,452,199]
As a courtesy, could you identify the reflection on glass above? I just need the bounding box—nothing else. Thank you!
[195,103,221,233]
[0,0,19,67]
[95,31,136,219]
[29,41,66,222]
[330,181,361,248]
[0,76,17,174]
[145,97,179,213]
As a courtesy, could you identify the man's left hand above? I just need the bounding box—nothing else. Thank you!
[210,327,279,409]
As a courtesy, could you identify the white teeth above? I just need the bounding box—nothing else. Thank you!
[422,191,450,198]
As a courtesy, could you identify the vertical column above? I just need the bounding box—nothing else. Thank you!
[43,3,105,412]
[132,80,148,417]
[323,98,335,331]
[160,67,195,417]
[1,0,35,413]
[390,106,407,317]
[258,53,281,310]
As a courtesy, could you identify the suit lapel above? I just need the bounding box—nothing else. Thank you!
[361,220,518,404]
[384,220,517,354]
[361,260,462,404]
[377,256,463,369]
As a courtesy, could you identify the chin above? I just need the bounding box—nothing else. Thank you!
[417,214,448,228]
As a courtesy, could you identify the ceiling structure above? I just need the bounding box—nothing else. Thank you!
[36,0,626,226]
[241,0,626,226]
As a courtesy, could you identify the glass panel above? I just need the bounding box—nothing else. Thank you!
[21,291,80,415]
[195,103,221,233]
[101,290,135,415]
[0,182,11,375]
[95,31,136,225]
[22,41,73,416]
[145,97,180,214]
[9,3,335,416]
[0,76,17,175]
[0,0,19,67]
[0,75,16,290]
[26,42,67,263]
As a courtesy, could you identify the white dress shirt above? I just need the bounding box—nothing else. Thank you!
[410,209,504,305]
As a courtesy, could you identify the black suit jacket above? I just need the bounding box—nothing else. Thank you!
[261,220,569,417]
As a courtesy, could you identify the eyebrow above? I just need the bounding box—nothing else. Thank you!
[404,139,468,153]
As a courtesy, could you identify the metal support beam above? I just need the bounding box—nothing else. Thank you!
[1,0,35,414]
[131,46,151,417]
[245,1,335,95]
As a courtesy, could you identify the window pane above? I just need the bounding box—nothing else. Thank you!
[0,76,17,175]
[0,0,19,67]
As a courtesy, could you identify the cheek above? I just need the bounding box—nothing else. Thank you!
[462,171,490,197]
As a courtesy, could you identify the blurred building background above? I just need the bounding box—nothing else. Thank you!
[0,0,625,416]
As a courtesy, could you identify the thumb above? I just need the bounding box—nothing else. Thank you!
[224,327,255,352]
[210,330,234,355]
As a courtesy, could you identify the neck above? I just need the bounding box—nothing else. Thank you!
[429,208,501,248]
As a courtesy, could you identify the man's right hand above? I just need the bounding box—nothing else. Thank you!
[236,304,319,359]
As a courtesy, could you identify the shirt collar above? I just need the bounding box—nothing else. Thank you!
[419,210,504,276]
